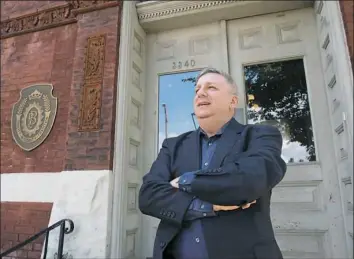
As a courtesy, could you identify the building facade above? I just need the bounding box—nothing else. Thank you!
[1,1,353,259]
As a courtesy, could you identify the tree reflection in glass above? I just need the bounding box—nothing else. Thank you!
[244,59,316,163]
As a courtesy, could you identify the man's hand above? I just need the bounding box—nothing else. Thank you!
[170,176,257,211]
[213,200,257,211]
[170,177,179,188]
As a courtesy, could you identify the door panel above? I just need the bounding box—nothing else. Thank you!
[143,21,227,257]
[141,6,348,259]
[227,8,347,258]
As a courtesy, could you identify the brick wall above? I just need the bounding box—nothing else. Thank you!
[1,1,67,20]
[0,202,52,259]
[340,0,354,69]
[64,5,121,171]
[0,24,77,173]
[1,1,121,173]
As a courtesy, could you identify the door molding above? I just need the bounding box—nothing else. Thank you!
[110,1,138,259]
[136,0,313,32]
[110,1,353,258]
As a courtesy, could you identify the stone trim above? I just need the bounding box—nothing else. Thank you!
[137,0,239,21]
[78,34,106,132]
[0,0,119,39]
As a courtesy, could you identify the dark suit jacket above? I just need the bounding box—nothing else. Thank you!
[139,119,287,259]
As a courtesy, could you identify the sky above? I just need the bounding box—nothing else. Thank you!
[158,70,200,147]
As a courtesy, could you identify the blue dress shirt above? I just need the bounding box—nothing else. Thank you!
[169,121,230,259]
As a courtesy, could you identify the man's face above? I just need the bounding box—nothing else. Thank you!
[193,73,238,120]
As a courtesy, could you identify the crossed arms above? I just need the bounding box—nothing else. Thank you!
[138,126,287,226]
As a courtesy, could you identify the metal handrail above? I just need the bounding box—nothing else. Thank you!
[0,219,74,259]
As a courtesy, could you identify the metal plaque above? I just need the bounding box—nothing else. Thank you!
[11,84,58,151]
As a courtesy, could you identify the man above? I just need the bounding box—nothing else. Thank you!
[139,67,287,259]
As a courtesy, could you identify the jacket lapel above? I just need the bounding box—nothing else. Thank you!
[186,130,201,171]
[208,119,244,169]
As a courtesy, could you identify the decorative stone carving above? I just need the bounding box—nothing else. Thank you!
[137,0,240,21]
[11,84,58,151]
[0,1,119,39]
[127,183,138,212]
[126,228,138,257]
[78,35,106,131]
[1,4,74,39]
[67,0,115,9]
[239,27,262,49]
[84,35,106,82]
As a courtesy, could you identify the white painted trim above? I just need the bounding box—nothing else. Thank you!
[219,20,229,73]
[110,1,353,258]
[327,0,353,142]
[137,0,313,32]
[323,1,354,256]
[110,1,136,259]
[43,170,112,259]
[1,173,59,202]
[0,170,111,203]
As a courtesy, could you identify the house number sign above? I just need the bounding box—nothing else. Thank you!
[172,59,196,70]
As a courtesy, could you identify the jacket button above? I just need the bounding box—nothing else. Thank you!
[160,241,166,248]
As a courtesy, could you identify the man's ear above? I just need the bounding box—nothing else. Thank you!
[230,95,238,109]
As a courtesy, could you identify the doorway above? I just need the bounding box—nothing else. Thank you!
[112,2,349,259]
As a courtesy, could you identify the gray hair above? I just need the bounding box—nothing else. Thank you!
[196,67,238,95]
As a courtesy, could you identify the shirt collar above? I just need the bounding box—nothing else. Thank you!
[198,118,233,138]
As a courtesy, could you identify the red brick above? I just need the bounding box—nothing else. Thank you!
[14,226,35,235]
[27,251,41,259]
[0,23,77,173]
[33,243,42,251]
[1,1,121,173]
[1,1,67,21]
[340,0,354,69]
[0,202,51,259]
[64,6,121,170]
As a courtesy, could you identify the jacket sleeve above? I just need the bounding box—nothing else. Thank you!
[189,125,287,206]
[138,139,194,226]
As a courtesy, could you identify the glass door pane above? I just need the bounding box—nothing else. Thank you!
[244,59,316,163]
[158,70,200,149]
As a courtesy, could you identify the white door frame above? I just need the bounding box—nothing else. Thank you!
[110,1,353,258]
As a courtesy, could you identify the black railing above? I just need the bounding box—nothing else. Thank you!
[0,219,74,259]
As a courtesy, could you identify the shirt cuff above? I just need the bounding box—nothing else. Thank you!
[178,171,196,193]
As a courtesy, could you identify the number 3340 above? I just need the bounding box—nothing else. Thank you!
[172,60,196,70]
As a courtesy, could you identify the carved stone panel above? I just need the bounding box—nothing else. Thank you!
[156,41,175,61]
[126,228,137,258]
[271,181,322,211]
[1,4,75,39]
[132,63,142,90]
[133,31,143,56]
[79,85,102,131]
[275,230,326,258]
[239,27,262,50]
[129,139,140,168]
[276,22,301,44]
[189,37,211,55]
[78,35,106,131]
[127,183,138,212]
[83,35,106,83]
[0,1,119,39]
[130,98,141,127]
